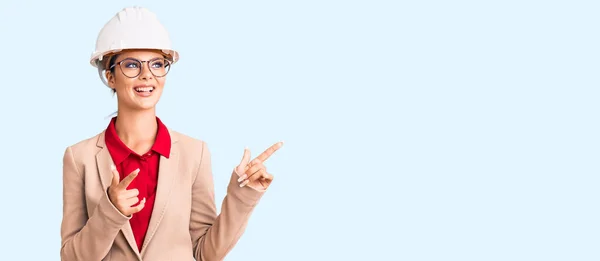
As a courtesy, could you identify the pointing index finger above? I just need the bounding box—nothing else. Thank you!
[118,168,140,190]
[254,141,283,163]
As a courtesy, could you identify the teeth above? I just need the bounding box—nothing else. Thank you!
[135,87,154,92]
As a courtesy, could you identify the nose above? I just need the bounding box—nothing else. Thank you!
[139,62,154,80]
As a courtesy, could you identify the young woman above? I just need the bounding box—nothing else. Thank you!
[60,6,283,261]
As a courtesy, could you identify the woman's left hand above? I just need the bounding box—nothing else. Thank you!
[235,141,283,191]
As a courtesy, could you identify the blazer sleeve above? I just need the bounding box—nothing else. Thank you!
[60,146,131,260]
[190,142,266,261]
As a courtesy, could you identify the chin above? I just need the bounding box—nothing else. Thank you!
[118,97,161,112]
[137,98,161,110]
[138,103,159,110]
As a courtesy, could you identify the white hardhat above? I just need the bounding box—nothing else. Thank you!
[91,6,179,87]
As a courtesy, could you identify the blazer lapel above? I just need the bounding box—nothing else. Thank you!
[95,131,141,258]
[141,130,179,256]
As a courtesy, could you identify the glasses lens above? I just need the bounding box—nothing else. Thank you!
[150,58,171,77]
[119,58,142,78]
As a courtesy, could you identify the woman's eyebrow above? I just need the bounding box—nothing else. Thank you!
[121,56,164,61]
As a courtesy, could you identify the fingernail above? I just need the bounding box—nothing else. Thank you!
[110,164,116,170]
[237,174,247,182]
[239,180,249,187]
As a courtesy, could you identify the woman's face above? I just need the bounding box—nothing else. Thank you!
[106,50,170,112]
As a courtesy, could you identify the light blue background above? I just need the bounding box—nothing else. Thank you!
[0,0,598,260]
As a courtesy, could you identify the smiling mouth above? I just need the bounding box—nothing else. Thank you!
[134,86,155,93]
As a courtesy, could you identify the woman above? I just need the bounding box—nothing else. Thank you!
[60,6,282,261]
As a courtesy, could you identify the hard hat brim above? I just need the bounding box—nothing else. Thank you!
[90,48,179,69]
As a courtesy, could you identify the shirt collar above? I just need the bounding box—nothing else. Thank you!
[104,116,172,165]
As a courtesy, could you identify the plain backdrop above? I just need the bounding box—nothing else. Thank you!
[0,0,598,260]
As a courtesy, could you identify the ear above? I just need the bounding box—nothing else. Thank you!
[105,70,116,88]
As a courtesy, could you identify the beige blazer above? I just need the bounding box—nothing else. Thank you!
[60,129,266,261]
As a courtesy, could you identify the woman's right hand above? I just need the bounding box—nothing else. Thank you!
[108,165,146,217]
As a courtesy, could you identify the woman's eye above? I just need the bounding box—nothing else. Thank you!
[152,62,164,68]
[124,62,139,68]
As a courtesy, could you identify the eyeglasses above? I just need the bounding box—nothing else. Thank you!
[109,57,172,78]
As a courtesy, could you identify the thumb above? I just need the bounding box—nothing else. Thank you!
[110,164,119,187]
[237,148,251,171]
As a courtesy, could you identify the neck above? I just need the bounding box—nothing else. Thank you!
[114,107,158,148]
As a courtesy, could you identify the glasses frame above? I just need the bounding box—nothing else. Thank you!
[109,57,172,78]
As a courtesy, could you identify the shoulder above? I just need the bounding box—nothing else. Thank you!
[62,131,104,169]
[65,131,103,155]
[168,129,210,155]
